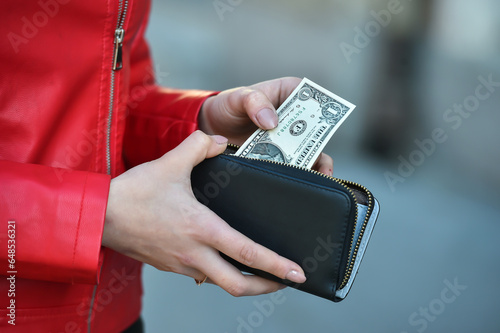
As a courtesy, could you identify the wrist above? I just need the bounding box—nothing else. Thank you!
[198,95,216,134]
[103,180,119,249]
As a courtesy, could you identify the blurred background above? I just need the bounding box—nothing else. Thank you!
[142,0,500,332]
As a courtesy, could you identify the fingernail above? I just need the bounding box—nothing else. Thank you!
[256,108,278,129]
[285,269,306,284]
[211,135,228,145]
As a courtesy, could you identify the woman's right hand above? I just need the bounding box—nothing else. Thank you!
[102,130,306,296]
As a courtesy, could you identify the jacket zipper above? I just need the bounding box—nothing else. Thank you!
[106,0,129,176]
[88,1,129,332]
[225,143,373,290]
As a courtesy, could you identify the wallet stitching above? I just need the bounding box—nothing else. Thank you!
[335,197,350,297]
[221,156,352,200]
[221,155,352,297]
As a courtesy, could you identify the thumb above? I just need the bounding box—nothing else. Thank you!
[227,88,279,130]
[166,130,228,168]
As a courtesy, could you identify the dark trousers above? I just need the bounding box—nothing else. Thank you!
[122,317,144,333]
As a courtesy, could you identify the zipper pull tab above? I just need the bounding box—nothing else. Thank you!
[113,28,124,71]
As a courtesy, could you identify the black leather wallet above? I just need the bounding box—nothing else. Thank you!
[191,145,380,302]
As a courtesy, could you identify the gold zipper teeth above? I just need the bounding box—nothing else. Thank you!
[337,180,373,289]
[225,143,373,289]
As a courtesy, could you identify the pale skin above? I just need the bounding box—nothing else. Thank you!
[102,77,334,297]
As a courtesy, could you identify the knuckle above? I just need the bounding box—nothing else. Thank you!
[242,89,263,107]
[226,281,247,297]
[177,252,196,267]
[287,76,301,85]
[191,130,211,146]
[190,211,217,243]
[239,244,258,266]
[188,130,214,158]
[192,222,215,243]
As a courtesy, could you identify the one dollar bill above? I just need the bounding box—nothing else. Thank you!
[235,78,356,168]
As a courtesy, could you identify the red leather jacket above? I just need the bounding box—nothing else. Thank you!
[0,0,215,331]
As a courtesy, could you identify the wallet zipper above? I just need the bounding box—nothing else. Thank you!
[225,143,373,289]
[336,179,373,289]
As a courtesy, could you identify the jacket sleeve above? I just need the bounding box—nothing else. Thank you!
[122,10,218,168]
[0,160,110,284]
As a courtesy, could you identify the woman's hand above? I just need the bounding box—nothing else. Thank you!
[103,131,307,296]
[199,77,334,176]
[199,77,300,144]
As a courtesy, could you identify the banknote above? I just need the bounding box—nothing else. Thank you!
[235,78,356,169]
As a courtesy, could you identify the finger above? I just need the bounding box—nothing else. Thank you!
[228,88,279,130]
[241,77,302,129]
[200,251,287,296]
[312,153,334,176]
[201,213,306,284]
[182,267,207,282]
[222,77,301,130]
[250,77,302,107]
[164,130,228,168]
